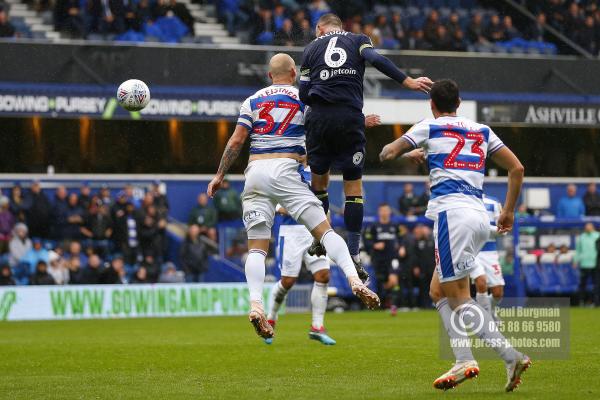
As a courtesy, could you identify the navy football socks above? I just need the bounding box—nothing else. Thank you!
[344,196,364,256]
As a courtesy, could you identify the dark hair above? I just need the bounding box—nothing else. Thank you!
[317,13,343,29]
[430,79,460,114]
[378,203,390,208]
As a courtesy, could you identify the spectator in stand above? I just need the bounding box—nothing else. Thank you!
[139,205,166,260]
[53,0,85,38]
[290,9,306,40]
[467,12,488,45]
[159,262,185,283]
[88,0,126,35]
[81,199,113,247]
[9,184,26,223]
[48,251,69,285]
[398,183,420,216]
[113,201,140,264]
[131,265,149,284]
[22,239,49,274]
[574,222,599,306]
[99,185,112,206]
[213,179,241,221]
[66,257,84,284]
[65,241,88,268]
[140,255,160,282]
[373,15,395,48]
[154,0,195,36]
[447,12,466,51]
[410,224,435,308]
[9,223,31,267]
[251,8,274,44]
[65,193,85,241]
[0,264,15,286]
[0,5,16,38]
[431,25,453,51]
[584,182,600,216]
[180,224,209,283]
[150,181,169,217]
[529,12,549,42]
[273,4,286,32]
[30,261,55,285]
[218,0,243,36]
[390,12,405,48]
[564,2,581,38]
[503,15,519,40]
[100,255,126,284]
[274,18,294,46]
[78,183,92,211]
[485,14,506,42]
[51,185,69,241]
[423,10,440,44]
[111,191,128,222]
[24,181,52,239]
[363,23,381,47]
[407,29,431,51]
[188,193,217,242]
[296,18,315,45]
[576,15,597,54]
[81,254,102,284]
[123,184,140,208]
[0,196,15,253]
[557,184,585,218]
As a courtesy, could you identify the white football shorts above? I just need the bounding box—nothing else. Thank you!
[277,224,329,277]
[241,158,325,240]
[475,250,505,287]
[433,207,489,283]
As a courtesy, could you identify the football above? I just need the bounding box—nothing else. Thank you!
[117,79,151,111]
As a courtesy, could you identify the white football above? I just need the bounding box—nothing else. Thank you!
[117,79,150,111]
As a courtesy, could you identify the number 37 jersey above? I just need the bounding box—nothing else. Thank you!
[402,116,505,219]
[237,84,306,156]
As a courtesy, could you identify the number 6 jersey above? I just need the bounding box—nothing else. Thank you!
[236,84,306,156]
[299,31,373,111]
[401,116,505,219]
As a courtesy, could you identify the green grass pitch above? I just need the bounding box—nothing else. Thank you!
[1,308,599,399]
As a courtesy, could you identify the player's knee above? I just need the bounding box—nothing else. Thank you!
[343,179,363,196]
[313,269,330,284]
[281,276,296,289]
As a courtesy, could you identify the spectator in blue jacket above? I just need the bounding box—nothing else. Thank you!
[557,184,585,218]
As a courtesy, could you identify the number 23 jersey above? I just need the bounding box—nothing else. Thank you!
[300,31,373,111]
[402,116,505,219]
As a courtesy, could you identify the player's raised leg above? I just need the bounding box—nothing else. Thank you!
[265,276,295,344]
[246,238,274,339]
[276,165,380,309]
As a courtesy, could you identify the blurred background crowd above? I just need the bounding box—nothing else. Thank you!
[0,0,599,56]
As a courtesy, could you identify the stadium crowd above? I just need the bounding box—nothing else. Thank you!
[220,0,558,53]
[0,181,222,286]
[0,179,598,308]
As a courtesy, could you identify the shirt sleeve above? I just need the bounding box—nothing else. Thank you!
[236,98,253,130]
[487,128,505,156]
[358,34,374,55]
[401,121,429,149]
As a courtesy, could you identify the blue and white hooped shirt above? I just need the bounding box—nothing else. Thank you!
[236,85,306,156]
[402,116,505,219]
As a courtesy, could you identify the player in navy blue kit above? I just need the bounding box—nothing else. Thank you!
[299,13,433,281]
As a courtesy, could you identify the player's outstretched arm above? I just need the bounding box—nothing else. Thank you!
[361,47,433,93]
[207,125,249,197]
[490,146,525,234]
[379,137,424,163]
